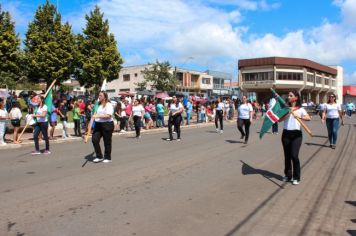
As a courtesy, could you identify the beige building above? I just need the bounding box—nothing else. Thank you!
[238,57,343,104]
[106,65,213,97]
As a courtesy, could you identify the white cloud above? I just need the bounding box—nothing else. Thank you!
[205,0,280,11]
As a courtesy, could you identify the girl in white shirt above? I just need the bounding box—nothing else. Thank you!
[9,102,22,144]
[322,93,343,149]
[279,91,311,185]
[92,92,115,163]
[130,100,144,138]
[166,96,184,141]
[237,96,253,144]
[31,96,50,155]
[215,97,224,133]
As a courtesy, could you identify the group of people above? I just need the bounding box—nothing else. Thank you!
[0,90,350,187]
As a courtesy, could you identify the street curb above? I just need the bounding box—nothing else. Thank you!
[0,121,234,150]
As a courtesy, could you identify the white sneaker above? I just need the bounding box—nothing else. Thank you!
[177,138,181,142]
[220,130,223,134]
[0,142,7,146]
[93,158,103,163]
[121,130,127,133]
[292,180,300,185]
[102,159,112,163]
[216,129,219,133]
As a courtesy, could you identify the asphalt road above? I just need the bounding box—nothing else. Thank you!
[0,117,355,236]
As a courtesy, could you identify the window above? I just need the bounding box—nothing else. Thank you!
[202,78,211,84]
[276,72,302,81]
[123,74,130,81]
[134,73,138,77]
[307,74,314,82]
[120,89,130,92]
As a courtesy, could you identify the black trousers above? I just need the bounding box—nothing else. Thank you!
[133,116,141,137]
[33,122,49,151]
[168,115,182,139]
[120,116,127,131]
[215,110,224,130]
[92,121,114,160]
[74,119,81,136]
[281,130,302,181]
[237,118,251,141]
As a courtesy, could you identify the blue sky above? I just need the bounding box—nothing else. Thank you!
[1,0,356,85]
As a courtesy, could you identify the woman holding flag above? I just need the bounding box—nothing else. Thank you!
[279,90,311,185]
[32,96,50,155]
[92,91,114,163]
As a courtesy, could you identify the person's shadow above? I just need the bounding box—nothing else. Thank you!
[82,152,95,167]
[240,160,284,188]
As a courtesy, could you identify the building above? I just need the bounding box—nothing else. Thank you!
[238,57,343,104]
[106,65,214,98]
[343,86,356,104]
[206,70,232,96]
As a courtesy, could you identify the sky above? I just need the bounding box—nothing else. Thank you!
[1,0,356,85]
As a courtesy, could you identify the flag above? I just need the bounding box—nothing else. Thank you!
[44,87,53,116]
[259,91,290,139]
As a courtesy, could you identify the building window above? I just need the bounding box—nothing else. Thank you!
[307,74,314,82]
[120,89,130,92]
[277,72,302,81]
[123,74,130,81]
[243,72,273,81]
[202,78,211,84]
[316,76,322,84]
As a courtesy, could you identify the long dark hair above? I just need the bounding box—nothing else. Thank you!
[39,96,45,107]
[99,91,109,106]
[288,90,301,107]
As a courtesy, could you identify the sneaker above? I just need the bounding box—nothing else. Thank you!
[220,130,223,134]
[43,150,51,155]
[31,150,41,155]
[292,180,300,185]
[240,135,245,139]
[331,145,336,149]
[0,142,7,146]
[244,140,248,144]
[216,129,219,133]
[93,158,104,163]
[282,176,291,182]
[102,159,112,163]
[165,138,172,141]
[121,130,127,133]
[177,138,181,142]
[173,131,176,134]
[136,135,141,139]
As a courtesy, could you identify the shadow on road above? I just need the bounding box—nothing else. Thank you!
[225,140,244,144]
[305,142,329,147]
[82,152,95,167]
[240,160,284,188]
[347,230,356,235]
[345,201,356,207]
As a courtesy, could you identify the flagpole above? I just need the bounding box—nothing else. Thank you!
[270,88,313,137]
[17,80,57,142]
[84,80,107,143]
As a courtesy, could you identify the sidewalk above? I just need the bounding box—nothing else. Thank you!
[0,117,239,150]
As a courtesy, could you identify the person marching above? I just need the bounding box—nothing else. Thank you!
[32,96,50,155]
[237,96,253,144]
[92,92,114,163]
[215,97,224,133]
[130,99,144,138]
[166,96,184,141]
[279,90,311,185]
[322,93,343,149]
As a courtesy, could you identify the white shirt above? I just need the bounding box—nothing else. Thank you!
[120,102,126,117]
[10,107,22,120]
[325,103,341,119]
[170,102,183,114]
[0,109,8,123]
[238,103,253,119]
[95,103,114,122]
[36,105,48,123]
[283,108,307,130]
[132,104,144,117]
[216,102,224,111]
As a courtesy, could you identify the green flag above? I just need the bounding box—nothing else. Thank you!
[259,90,290,139]
[44,88,53,117]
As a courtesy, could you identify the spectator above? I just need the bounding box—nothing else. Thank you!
[73,101,81,137]
[0,99,9,145]
[9,102,22,144]
[156,99,165,127]
[49,104,58,140]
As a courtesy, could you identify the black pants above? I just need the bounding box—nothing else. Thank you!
[168,115,182,139]
[281,130,302,181]
[120,116,127,131]
[74,119,81,136]
[33,122,49,151]
[215,110,224,130]
[237,118,251,141]
[92,121,114,160]
[133,116,141,137]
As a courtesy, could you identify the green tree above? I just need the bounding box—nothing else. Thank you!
[24,0,78,89]
[141,60,178,92]
[0,5,21,89]
[77,6,123,89]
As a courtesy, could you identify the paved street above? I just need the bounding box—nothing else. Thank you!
[0,118,355,236]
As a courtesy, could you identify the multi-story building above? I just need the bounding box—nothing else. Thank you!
[207,70,232,96]
[106,65,214,98]
[238,57,343,104]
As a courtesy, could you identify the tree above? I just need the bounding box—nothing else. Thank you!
[0,5,21,89]
[77,6,123,89]
[24,0,78,88]
[141,60,178,92]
